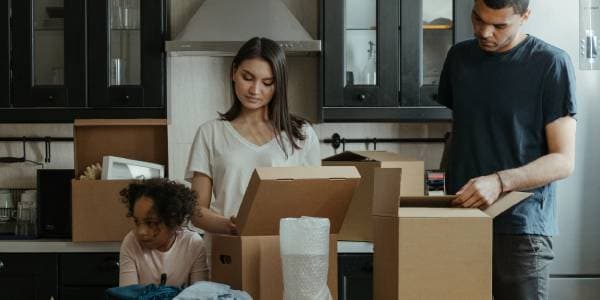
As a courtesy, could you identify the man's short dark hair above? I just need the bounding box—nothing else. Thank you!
[482,0,529,15]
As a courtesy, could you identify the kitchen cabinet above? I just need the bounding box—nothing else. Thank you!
[0,252,119,300]
[1,0,167,122]
[338,253,373,300]
[321,0,472,122]
[0,253,59,300]
[0,1,9,108]
[60,253,120,299]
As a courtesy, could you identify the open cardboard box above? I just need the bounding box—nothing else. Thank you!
[211,166,361,300]
[71,119,168,242]
[372,168,531,300]
[322,151,425,241]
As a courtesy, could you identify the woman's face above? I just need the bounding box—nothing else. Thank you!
[132,196,175,251]
[232,57,276,111]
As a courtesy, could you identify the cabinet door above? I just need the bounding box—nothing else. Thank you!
[0,253,59,300]
[87,0,166,108]
[60,253,119,286]
[0,1,8,108]
[323,0,399,108]
[401,0,472,107]
[338,253,373,300]
[11,0,86,108]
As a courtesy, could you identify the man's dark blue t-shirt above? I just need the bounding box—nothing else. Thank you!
[437,35,577,236]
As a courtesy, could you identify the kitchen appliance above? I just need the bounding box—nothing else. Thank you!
[165,0,321,56]
[36,169,74,238]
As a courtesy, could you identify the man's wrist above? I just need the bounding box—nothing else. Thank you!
[495,172,506,192]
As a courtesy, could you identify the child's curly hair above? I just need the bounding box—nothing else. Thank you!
[120,178,197,230]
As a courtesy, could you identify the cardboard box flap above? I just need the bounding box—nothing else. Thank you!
[398,207,488,218]
[372,168,402,217]
[483,191,532,218]
[235,167,361,236]
[255,166,360,180]
[73,119,168,177]
[323,151,415,162]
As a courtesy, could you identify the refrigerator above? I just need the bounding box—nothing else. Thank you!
[522,1,600,299]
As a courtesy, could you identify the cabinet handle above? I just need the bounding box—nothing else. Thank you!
[358,94,367,101]
[0,259,4,270]
[124,95,131,102]
[48,95,55,101]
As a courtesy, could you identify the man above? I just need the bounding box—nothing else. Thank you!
[437,0,577,299]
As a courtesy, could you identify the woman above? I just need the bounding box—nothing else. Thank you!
[185,37,321,240]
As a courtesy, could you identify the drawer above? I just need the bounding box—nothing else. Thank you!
[60,253,119,286]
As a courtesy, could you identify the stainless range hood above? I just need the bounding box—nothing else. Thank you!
[166,0,321,56]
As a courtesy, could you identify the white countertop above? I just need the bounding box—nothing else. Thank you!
[0,240,373,253]
[0,239,121,253]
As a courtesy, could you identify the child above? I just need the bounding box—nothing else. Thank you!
[118,178,208,287]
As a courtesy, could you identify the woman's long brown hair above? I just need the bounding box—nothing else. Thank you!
[220,37,307,158]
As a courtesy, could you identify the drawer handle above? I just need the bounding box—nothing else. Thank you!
[358,93,367,102]
[123,95,131,102]
[0,259,4,270]
[100,258,120,271]
[48,95,55,101]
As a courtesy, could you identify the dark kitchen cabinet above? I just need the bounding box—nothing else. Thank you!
[0,252,119,300]
[60,253,120,299]
[321,0,473,122]
[1,0,167,122]
[338,253,373,300]
[0,1,9,108]
[87,0,166,109]
[0,253,59,300]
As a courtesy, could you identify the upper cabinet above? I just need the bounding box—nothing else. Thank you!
[1,0,167,122]
[322,0,473,122]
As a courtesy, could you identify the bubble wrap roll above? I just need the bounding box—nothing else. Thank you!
[280,217,332,300]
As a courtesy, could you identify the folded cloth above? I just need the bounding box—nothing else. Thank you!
[174,281,252,300]
[106,284,183,300]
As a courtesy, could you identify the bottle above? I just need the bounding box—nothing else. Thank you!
[362,40,377,85]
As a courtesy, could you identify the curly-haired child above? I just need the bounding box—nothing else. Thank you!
[118,178,208,287]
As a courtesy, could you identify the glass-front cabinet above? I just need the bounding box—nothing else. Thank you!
[12,0,86,107]
[2,0,167,122]
[322,0,473,121]
[88,0,165,108]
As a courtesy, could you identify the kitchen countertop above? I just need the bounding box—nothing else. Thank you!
[0,240,374,253]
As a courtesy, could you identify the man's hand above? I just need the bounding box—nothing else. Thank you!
[452,173,502,209]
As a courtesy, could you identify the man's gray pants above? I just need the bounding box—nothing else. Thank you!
[493,234,555,300]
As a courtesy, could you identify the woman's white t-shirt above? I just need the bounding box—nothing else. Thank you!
[185,119,321,219]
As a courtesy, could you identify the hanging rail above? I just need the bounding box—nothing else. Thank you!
[323,133,449,151]
[0,136,73,164]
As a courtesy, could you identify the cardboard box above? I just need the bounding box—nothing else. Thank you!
[71,119,168,242]
[372,168,531,300]
[322,151,425,241]
[211,166,361,300]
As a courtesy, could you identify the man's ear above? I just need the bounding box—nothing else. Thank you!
[521,8,531,24]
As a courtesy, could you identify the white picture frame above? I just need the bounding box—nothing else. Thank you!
[101,156,165,180]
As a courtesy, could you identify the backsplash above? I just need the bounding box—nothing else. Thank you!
[0,124,74,188]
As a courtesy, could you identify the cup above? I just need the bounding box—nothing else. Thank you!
[52,67,64,85]
[110,58,126,85]
[0,190,13,222]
